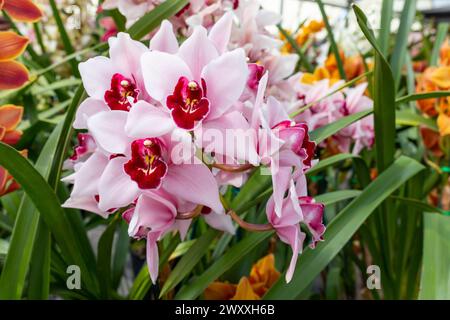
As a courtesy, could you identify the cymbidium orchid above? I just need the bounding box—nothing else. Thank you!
[63,9,325,285]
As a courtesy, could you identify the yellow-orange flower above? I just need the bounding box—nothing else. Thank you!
[324,50,367,81]
[301,66,338,85]
[280,20,324,54]
[204,254,280,300]
[440,39,450,67]
[0,104,25,196]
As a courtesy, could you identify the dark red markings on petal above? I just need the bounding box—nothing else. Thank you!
[166,76,210,130]
[104,73,139,111]
[123,138,168,189]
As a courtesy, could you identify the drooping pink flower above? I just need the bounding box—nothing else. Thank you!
[266,181,325,282]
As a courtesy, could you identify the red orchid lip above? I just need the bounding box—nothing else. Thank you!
[166,76,210,130]
[104,73,139,111]
[124,138,168,190]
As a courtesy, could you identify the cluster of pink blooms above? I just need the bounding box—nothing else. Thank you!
[98,0,374,154]
[293,79,374,155]
[63,13,326,283]
[64,1,374,284]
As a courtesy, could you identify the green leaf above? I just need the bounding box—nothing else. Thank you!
[396,110,438,130]
[309,109,372,144]
[175,231,273,300]
[0,142,99,296]
[419,213,450,299]
[97,217,120,299]
[27,221,51,299]
[430,23,449,66]
[0,124,61,299]
[390,0,416,88]
[317,0,346,80]
[112,220,129,289]
[48,0,79,77]
[48,85,86,192]
[127,0,189,40]
[263,156,424,299]
[396,91,450,105]
[159,229,218,297]
[353,4,395,173]
[315,190,362,206]
[378,0,393,55]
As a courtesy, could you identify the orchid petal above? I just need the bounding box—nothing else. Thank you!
[98,156,140,211]
[73,98,109,129]
[108,32,148,78]
[79,56,114,100]
[125,101,174,138]
[3,0,42,22]
[0,31,28,61]
[201,48,249,119]
[146,231,161,284]
[150,20,179,54]
[0,60,29,90]
[0,104,23,131]
[140,51,192,103]
[208,11,233,54]
[178,26,218,82]
[163,164,223,213]
[87,110,130,154]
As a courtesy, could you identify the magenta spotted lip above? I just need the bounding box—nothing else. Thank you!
[166,76,210,130]
[104,73,139,111]
[123,138,168,189]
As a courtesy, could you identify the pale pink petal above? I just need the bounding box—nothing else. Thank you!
[263,96,289,128]
[203,212,235,234]
[109,32,148,78]
[62,195,109,218]
[201,49,249,119]
[125,101,175,138]
[146,231,161,284]
[208,12,233,54]
[172,220,191,240]
[163,164,223,213]
[270,163,291,217]
[98,156,140,211]
[73,98,109,129]
[150,20,179,54]
[141,51,192,103]
[198,111,259,165]
[87,110,130,154]
[71,152,109,197]
[178,26,218,82]
[276,226,305,283]
[79,56,115,100]
[101,0,118,10]
[129,193,177,236]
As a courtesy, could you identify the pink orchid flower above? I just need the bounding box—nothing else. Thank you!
[138,15,248,132]
[266,180,325,282]
[74,32,149,129]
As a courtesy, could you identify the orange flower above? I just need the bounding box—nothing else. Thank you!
[204,254,280,300]
[440,39,450,67]
[280,20,324,53]
[416,64,450,136]
[0,104,25,197]
[420,127,444,157]
[325,50,367,81]
[0,0,42,22]
[0,31,30,90]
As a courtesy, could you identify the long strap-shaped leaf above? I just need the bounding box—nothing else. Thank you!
[0,124,61,299]
[263,156,424,299]
[127,0,189,40]
[0,142,99,296]
[390,0,416,88]
[419,213,450,299]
